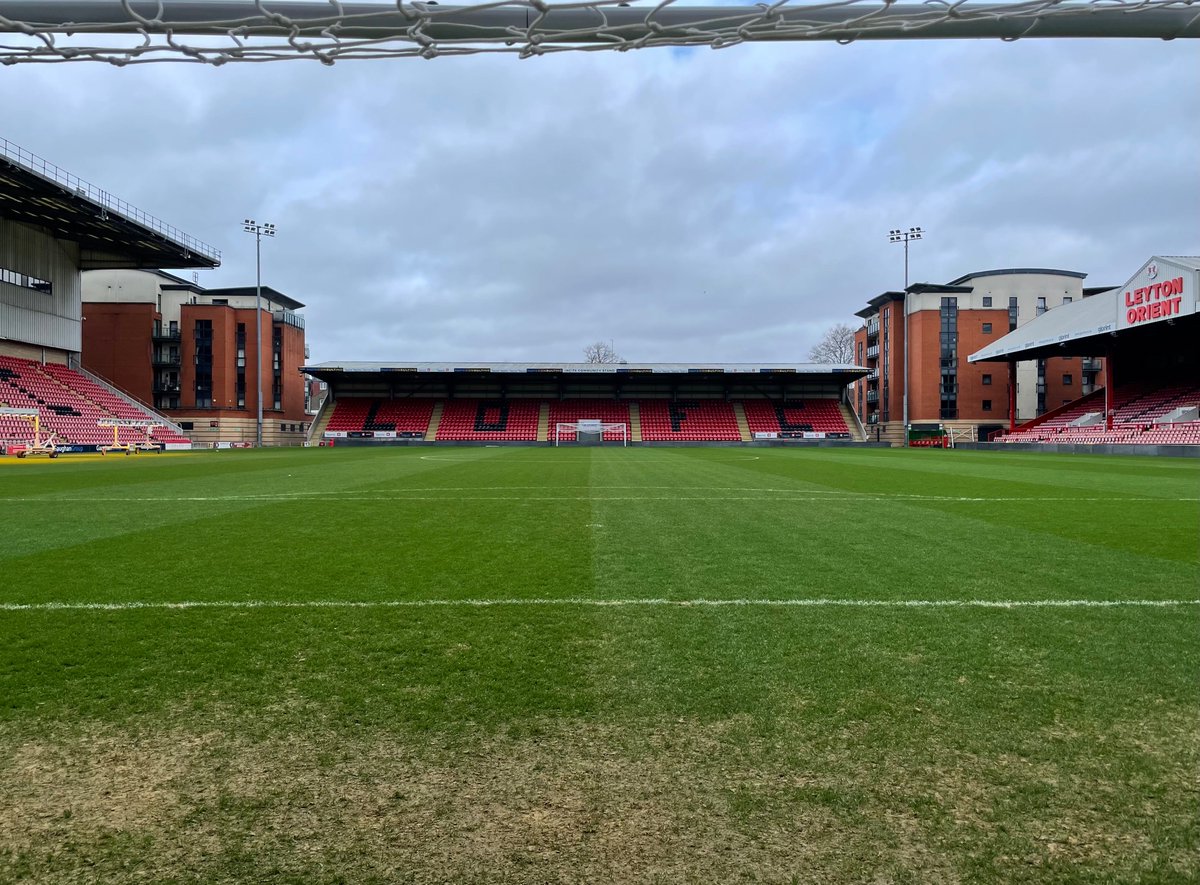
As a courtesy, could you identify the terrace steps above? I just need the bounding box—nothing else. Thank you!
[424,401,444,441]
[732,402,751,441]
[307,400,334,443]
[537,403,550,442]
[628,401,642,443]
[839,403,866,441]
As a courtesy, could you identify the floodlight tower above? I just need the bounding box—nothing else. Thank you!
[242,219,276,447]
[888,226,923,288]
[888,226,924,434]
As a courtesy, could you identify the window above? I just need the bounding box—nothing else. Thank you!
[982,322,992,334]
[1063,297,1072,304]
[982,400,992,411]
[1062,374,1073,386]
[982,296,992,307]
[1036,296,1047,316]
[939,297,958,419]
[194,319,213,408]
[0,264,52,296]
[1008,297,1019,331]
[179,421,194,430]
[982,374,992,386]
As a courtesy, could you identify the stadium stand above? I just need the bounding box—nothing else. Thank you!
[435,399,542,441]
[548,399,632,441]
[325,398,435,437]
[741,399,851,436]
[0,356,189,446]
[318,395,862,444]
[996,383,1200,445]
[638,400,742,441]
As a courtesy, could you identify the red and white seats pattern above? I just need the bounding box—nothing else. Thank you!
[549,400,631,440]
[435,399,541,441]
[997,383,1200,445]
[0,355,188,446]
[326,398,435,435]
[741,399,850,436]
[637,400,741,441]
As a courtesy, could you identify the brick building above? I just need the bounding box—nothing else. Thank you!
[81,269,309,446]
[852,269,1110,443]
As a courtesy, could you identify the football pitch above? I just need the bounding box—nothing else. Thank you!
[1,446,1197,883]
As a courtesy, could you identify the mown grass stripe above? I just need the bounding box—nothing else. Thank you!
[3,493,1195,503]
[1,598,1197,612]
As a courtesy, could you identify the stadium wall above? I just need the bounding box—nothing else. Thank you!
[958,441,1200,458]
[0,219,82,353]
[81,301,156,402]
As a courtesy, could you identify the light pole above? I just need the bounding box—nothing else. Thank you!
[888,227,923,437]
[242,219,275,447]
[888,226,922,289]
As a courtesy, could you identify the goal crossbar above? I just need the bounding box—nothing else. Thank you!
[0,1,1194,65]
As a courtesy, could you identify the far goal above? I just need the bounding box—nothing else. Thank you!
[554,419,628,447]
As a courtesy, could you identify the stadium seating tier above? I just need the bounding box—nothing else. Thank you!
[996,383,1200,445]
[0,356,189,446]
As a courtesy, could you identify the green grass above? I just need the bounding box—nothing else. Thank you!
[0,447,1197,883]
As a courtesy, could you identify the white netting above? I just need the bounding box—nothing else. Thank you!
[0,1,1195,64]
[555,421,628,444]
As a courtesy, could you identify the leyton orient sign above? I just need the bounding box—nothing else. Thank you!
[1117,260,1197,330]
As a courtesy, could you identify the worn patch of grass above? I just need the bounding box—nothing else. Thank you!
[0,447,1197,883]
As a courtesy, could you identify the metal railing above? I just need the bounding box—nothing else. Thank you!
[1,136,220,264]
[273,309,305,330]
[72,364,188,434]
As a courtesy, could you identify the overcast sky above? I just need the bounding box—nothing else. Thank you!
[5,28,1198,364]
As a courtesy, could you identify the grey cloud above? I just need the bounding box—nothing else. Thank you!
[2,36,1196,364]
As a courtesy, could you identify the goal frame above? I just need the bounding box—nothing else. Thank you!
[0,1,1194,66]
[554,421,628,447]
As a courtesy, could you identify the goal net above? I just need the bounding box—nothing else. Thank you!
[0,1,1194,64]
[555,420,628,446]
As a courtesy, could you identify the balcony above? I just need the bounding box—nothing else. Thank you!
[866,344,880,359]
[153,382,181,395]
[152,352,181,368]
[866,390,879,404]
[152,326,181,342]
[866,318,880,338]
[273,309,305,330]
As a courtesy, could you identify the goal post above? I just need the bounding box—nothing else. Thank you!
[0,1,1194,65]
[555,420,628,447]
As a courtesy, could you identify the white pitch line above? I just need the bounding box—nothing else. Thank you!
[1,598,1196,612]
[418,454,763,462]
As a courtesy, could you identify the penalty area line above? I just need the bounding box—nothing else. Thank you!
[1,598,1197,612]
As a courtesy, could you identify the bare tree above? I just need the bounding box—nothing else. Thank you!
[583,341,623,364]
[809,323,856,364]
